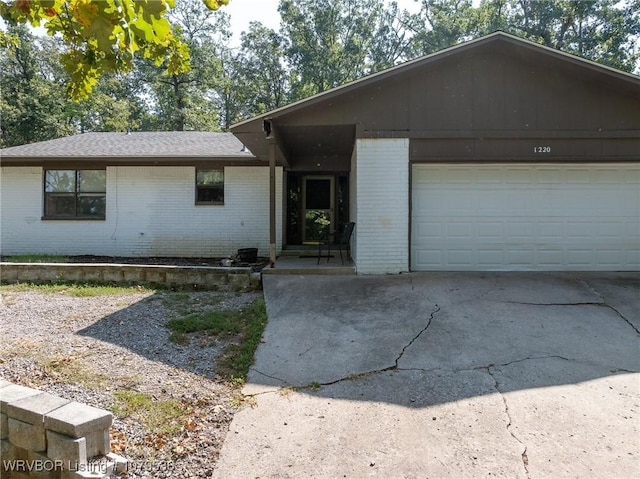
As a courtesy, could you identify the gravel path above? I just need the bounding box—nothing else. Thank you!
[0,287,261,478]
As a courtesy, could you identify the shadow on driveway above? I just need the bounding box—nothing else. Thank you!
[212,272,639,479]
[250,272,639,395]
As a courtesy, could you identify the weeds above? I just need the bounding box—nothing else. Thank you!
[112,390,184,437]
[165,297,267,381]
[1,255,70,263]
[43,353,109,389]
[0,282,154,297]
[161,292,222,316]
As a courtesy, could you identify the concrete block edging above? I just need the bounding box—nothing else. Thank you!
[0,262,260,292]
[0,380,126,479]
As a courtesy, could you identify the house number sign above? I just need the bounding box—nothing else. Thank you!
[533,146,551,153]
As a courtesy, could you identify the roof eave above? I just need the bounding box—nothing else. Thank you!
[1,155,262,166]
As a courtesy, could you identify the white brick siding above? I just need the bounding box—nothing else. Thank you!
[349,145,358,263]
[354,138,409,274]
[0,166,282,258]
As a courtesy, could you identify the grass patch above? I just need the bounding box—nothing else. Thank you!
[0,282,155,297]
[42,354,109,390]
[1,254,70,263]
[112,390,184,436]
[161,292,222,316]
[166,297,267,382]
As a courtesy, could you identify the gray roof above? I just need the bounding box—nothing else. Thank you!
[1,131,254,158]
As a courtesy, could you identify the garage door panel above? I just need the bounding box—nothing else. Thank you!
[476,169,503,183]
[597,221,627,238]
[411,164,640,271]
[447,249,474,265]
[413,221,442,239]
[477,249,504,265]
[538,249,564,265]
[566,221,594,238]
[447,222,473,239]
[626,250,640,265]
[595,250,624,268]
[478,222,503,239]
[538,222,564,240]
[507,222,535,240]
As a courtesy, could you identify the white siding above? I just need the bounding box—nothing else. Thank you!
[355,138,409,274]
[0,166,283,258]
[349,145,358,263]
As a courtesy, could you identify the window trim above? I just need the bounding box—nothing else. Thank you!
[42,169,107,220]
[195,168,225,206]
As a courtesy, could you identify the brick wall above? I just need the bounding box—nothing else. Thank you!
[349,145,358,263]
[354,138,409,274]
[0,166,283,258]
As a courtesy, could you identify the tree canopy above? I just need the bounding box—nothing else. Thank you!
[1,0,638,147]
[0,0,228,99]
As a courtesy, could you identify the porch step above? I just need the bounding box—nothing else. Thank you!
[279,250,318,257]
[262,265,355,276]
[262,255,355,275]
[280,245,320,257]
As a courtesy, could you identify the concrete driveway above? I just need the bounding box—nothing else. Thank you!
[213,272,640,479]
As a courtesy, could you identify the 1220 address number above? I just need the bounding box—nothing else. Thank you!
[533,146,551,153]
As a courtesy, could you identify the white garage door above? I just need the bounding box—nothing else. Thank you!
[411,164,640,271]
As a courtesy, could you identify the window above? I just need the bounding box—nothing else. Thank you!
[44,170,106,219]
[196,169,224,204]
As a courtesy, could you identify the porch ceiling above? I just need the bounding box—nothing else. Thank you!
[233,124,355,167]
[280,124,355,160]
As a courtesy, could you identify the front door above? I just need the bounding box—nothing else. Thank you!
[303,176,334,242]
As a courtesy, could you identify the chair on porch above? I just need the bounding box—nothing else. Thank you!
[317,222,355,265]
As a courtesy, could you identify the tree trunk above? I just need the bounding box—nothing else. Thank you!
[173,75,185,131]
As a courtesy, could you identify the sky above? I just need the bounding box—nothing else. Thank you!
[224,0,424,45]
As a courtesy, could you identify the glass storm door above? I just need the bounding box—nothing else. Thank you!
[303,176,334,242]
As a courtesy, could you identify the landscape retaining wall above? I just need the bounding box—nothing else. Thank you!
[0,380,126,479]
[0,263,260,291]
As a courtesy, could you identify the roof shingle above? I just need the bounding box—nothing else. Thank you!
[1,131,253,158]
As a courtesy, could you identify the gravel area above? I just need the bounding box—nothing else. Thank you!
[0,287,261,478]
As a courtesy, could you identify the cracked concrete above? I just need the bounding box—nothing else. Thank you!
[214,272,640,479]
[485,366,531,479]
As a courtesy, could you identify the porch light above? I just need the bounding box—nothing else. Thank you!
[263,120,272,138]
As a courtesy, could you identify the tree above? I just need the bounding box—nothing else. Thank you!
[0,0,229,100]
[492,0,640,73]
[67,72,151,133]
[1,24,154,146]
[279,0,391,98]
[134,0,229,131]
[0,25,74,146]
[409,0,640,73]
[367,1,418,72]
[408,0,479,56]
[233,22,290,120]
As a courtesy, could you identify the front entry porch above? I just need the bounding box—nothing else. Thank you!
[262,253,355,275]
[285,172,350,247]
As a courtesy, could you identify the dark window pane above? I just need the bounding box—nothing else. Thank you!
[45,171,75,193]
[197,170,224,186]
[306,179,331,209]
[43,170,106,219]
[287,174,302,245]
[337,175,349,226]
[46,194,75,216]
[197,187,224,203]
[77,195,106,216]
[79,170,106,193]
